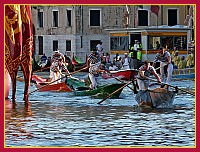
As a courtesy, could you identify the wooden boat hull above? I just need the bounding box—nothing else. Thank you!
[32,75,73,92]
[135,86,175,108]
[35,82,73,92]
[74,83,125,98]
[102,69,138,80]
[66,77,86,90]
[173,68,195,79]
[67,63,75,72]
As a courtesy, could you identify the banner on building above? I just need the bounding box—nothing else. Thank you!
[151,5,160,16]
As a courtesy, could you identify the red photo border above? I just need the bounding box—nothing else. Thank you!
[1,0,198,152]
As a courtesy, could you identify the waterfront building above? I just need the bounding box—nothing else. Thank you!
[31,5,195,62]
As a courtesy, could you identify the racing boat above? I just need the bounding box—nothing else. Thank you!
[32,75,85,92]
[102,69,138,80]
[135,83,177,108]
[73,83,125,98]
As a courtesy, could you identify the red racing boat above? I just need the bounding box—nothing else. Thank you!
[102,69,138,80]
[32,75,73,92]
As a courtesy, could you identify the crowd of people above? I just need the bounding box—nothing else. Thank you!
[39,40,195,91]
[171,46,194,69]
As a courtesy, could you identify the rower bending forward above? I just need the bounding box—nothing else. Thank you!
[137,60,161,91]
[50,58,71,84]
[136,60,161,105]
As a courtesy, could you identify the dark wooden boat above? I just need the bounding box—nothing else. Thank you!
[73,83,125,98]
[72,54,85,65]
[32,56,42,72]
[65,56,75,72]
[135,83,176,108]
[72,54,88,72]
[102,69,138,80]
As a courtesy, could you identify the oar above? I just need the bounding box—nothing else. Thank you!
[70,66,88,75]
[29,65,92,94]
[97,81,133,104]
[28,74,68,95]
[147,77,195,96]
[108,73,135,92]
[154,63,167,71]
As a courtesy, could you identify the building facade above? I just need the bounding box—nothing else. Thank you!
[31,5,195,62]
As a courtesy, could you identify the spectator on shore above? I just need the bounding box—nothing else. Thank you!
[173,51,180,69]
[113,53,122,69]
[178,56,187,69]
[121,53,133,70]
[186,49,194,68]
[156,41,160,50]
[109,62,118,71]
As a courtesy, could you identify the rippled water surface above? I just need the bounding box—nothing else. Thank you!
[5,72,195,147]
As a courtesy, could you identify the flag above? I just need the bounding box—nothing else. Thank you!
[20,5,34,101]
[151,5,160,16]
[5,5,22,76]
[5,5,33,102]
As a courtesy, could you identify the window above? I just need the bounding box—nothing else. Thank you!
[66,9,72,26]
[168,9,177,26]
[38,10,43,28]
[110,36,129,51]
[148,35,187,50]
[174,36,187,50]
[38,36,43,55]
[138,10,148,26]
[161,36,173,49]
[53,40,58,51]
[90,40,101,51]
[148,36,160,50]
[52,10,58,27]
[66,40,71,51]
[90,10,100,26]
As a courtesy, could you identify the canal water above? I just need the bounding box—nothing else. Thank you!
[5,71,195,147]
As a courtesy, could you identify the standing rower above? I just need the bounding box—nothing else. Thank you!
[152,47,173,89]
[87,50,105,90]
[52,49,65,63]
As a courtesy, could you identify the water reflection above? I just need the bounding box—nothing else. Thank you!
[5,99,33,145]
[5,72,195,147]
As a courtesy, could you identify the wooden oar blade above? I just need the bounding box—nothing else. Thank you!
[97,81,132,104]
